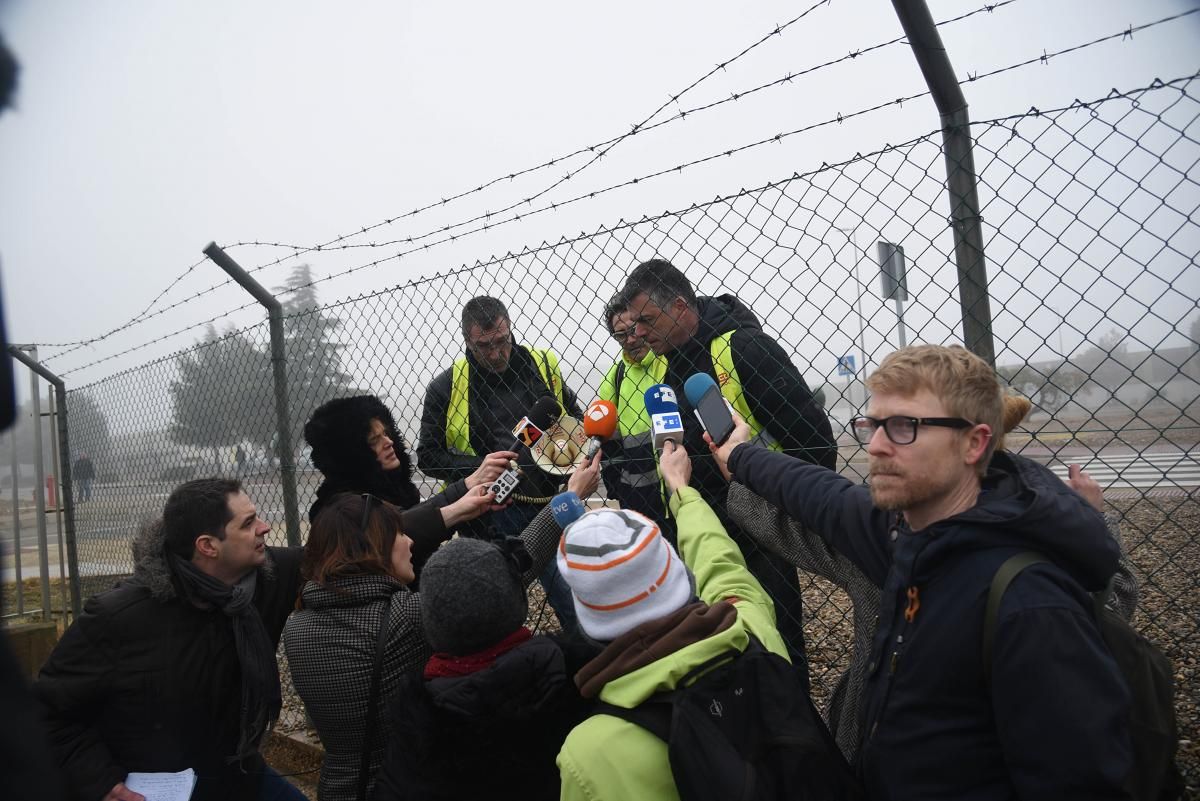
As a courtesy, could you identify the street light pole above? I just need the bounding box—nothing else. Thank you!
[836,227,867,409]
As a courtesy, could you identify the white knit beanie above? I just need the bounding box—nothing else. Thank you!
[557,508,693,641]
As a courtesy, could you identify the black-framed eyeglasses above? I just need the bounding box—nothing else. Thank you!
[849,415,975,446]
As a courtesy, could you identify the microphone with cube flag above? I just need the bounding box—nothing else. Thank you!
[489,396,560,503]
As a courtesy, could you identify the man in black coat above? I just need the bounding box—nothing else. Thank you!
[622,258,836,688]
[711,344,1132,799]
[418,296,583,633]
[34,478,305,801]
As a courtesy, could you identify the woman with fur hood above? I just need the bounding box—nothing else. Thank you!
[304,395,514,579]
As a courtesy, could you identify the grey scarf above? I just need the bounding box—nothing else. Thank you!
[170,554,282,763]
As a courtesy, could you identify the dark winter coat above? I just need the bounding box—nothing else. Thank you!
[728,444,1133,801]
[305,394,468,576]
[417,344,582,502]
[283,502,568,801]
[370,634,596,801]
[33,523,302,801]
[658,294,836,510]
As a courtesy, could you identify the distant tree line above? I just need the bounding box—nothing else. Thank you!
[168,265,361,462]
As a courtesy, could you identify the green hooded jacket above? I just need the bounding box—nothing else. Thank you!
[556,486,790,801]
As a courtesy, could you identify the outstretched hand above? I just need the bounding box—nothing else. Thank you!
[441,483,502,528]
[466,450,519,489]
[659,440,692,494]
[704,411,752,482]
[103,783,146,801]
[567,452,602,500]
[1066,464,1104,511]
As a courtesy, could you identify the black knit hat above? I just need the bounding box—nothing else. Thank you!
[420,538,528,655]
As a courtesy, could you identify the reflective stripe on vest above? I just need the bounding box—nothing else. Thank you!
[601,357,667,494]
[709,332,782,452]
[445,347,565,456]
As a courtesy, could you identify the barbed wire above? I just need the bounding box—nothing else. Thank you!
[226,1,1022,263]
[32,257,208,350]
[60,69,1197,381]
[35,0,1018,360]
[259,11,1198,298]
[240,0,1022,259]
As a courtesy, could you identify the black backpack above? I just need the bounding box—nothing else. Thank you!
[596,636,864,801]
[984,552,1182,801]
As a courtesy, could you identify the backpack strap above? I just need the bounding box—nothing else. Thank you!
[982,552,1049,684]
[358,593,396,801]
[594,700,672,742]
[613,361,626,405]
[591,643,745,742]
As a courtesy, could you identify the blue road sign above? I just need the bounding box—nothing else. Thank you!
[837,355,856,376]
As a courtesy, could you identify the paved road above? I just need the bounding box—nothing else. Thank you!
[1042,449,1200,490]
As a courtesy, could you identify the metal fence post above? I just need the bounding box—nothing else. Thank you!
[8,430,23,614]
[892,0,996,366]
[202,243,302,546]
[8,345,82,618]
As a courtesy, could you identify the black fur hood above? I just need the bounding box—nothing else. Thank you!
[304,395,421,520]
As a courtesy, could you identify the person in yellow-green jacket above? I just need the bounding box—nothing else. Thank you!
[620,258,836,689]
[555,439,790,801]
[596,292,672,535]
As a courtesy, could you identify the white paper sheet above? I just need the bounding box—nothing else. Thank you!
[124,768,197,801]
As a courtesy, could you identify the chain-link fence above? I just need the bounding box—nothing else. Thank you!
[50,72,1200,783]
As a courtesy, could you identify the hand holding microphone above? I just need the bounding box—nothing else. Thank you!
[490,396,560,503]
[582,400,617,459]
[550,490,588,530]
[644,384,684,451]
[466,450,520,489]
[683,373,736,446]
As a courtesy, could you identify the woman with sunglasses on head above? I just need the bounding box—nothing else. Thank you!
[304,395,516,582]
[283,454,602,801]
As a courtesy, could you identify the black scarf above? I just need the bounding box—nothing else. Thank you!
[169,555,282,763]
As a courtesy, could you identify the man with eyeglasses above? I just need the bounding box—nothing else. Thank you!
[418,295,584,634]
[595,291,673,532]
[620,258,836,689]
[708,344,1131,800]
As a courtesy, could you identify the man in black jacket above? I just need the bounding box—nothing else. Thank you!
[710,344,1132,799]
[34,478,306,801]
[622,258,836,687]
[418,296,583,633]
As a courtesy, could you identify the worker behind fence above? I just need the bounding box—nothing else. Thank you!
[33,478,307,801]
[595,290,673,535]
[417,295,584,635]
[620,258,837,689]
[708,343,1133,799]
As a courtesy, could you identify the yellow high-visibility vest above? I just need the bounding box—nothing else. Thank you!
[445,347,565,456]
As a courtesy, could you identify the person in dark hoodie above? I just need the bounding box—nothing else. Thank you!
[709,344,1133,800]
[621,258,836,688]
[417,296,585,633]
[34,478,305,801]
[370,536,597,801]
[305,395,512,580]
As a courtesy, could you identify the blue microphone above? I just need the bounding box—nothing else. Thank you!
[684,373,736,446]
[550,491,587,529]
[644,383,685,451]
